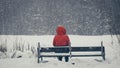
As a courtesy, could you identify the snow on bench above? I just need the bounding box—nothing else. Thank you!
[37,41,105,63]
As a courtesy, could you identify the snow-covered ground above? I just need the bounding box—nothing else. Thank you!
[0,35,120,68]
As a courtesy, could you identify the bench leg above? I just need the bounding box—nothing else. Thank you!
[103,54,105,60]
[38,57,43,63]
[101,41,105,61]
[102,47,105,60]
[38,57,39,63]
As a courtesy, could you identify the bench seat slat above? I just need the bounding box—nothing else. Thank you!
[39,54,102,57]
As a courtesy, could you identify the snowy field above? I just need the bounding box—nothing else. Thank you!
[0,35,120,68]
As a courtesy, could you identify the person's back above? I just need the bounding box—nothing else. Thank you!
[53,25,70,62]
[53,25,70,46]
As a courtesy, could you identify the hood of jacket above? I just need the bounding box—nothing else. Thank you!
[56,25,66,35]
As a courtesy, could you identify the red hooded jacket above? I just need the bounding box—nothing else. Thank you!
[53,25,70,46]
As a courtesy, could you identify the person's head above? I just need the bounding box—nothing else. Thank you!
[56,25,66,35]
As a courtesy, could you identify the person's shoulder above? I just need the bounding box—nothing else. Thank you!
[64,35,69,37]
[54,35,57,38]
[54,35,61,37]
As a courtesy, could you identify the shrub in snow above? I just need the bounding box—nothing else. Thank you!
[11,50,35,58]
[0,43,7,53]
[0,51,7,59]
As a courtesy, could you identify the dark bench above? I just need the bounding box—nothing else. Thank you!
[37,41,105,63]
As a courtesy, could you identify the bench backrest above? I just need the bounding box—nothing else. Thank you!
[39,47,104,52]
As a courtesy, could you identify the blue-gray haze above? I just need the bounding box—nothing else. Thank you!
[0,0,120,35]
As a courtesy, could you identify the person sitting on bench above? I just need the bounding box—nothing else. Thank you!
[53,25,71,62]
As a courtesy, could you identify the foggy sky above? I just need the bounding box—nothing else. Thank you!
[0,0,120,35]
